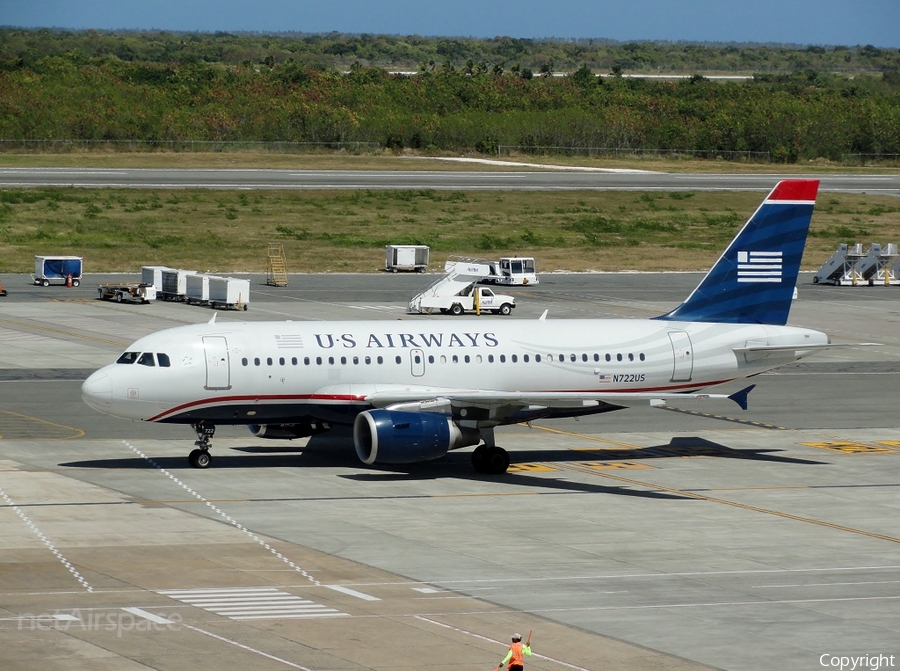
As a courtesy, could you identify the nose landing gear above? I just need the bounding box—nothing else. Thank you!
[189,422,216,468]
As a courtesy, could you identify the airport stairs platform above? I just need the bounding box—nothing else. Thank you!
[814,242,900,286]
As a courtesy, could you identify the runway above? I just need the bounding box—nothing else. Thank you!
[0,271,898,671]
[1,167,899,195]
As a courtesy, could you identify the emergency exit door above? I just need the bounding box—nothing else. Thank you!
[203,336,231,390]
[668,331,694,382]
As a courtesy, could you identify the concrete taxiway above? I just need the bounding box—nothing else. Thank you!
[0,271,898,671]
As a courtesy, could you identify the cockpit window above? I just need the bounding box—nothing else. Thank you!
[116,351,139,364]
[157,353,171,367]
[137,352,156,367]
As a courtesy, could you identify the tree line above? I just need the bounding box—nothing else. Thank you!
[1,29,899,162]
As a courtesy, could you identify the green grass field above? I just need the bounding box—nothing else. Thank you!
[1,153,898,274]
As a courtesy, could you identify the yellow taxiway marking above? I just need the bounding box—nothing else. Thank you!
[0,317,127,347]
[562,465,900,544]
[0,410,85,440]
[525,424,900,545]
[521,423,644,450]
[800,441,896,455]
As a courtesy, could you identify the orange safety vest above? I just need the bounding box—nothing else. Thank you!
[508,641,524,668]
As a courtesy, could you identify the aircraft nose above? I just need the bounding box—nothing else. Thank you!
[81,371,112,412]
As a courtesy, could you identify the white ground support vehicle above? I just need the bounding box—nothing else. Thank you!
[97,282,157,304]
[490,257,539,285]
[385,245,429,272]
[409,283,515,315]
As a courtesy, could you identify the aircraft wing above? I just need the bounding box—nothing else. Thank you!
[364,385,754,415]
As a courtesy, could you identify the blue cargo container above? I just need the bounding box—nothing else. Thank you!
[33,256,83,287]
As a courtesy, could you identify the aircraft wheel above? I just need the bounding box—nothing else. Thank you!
[483,447,509,474]
[471,445,488,471]
[472,445,509,474]
[189,448,212,469]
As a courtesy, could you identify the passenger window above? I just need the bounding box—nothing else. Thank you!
[488,354,494,363]
[279,357,285,365]
[640,353,646,361]
[535,354,541,362]
[242,357,249,366]
[511,354,518,363]
[267,357,273,366]
[254,357,261,366]
[500,354,506,363]
[395,356,402,364]
[582,354,588,362]
[157,353,171,367]
[116,351,139,364]
[292,357,298,365]
[137,352,155,367]
[570,354,576,362]
[452,355,459,363]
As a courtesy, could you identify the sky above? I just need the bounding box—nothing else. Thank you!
[2,1,898,48]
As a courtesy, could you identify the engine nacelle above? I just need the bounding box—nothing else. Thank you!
[248,422,330,440]
[353,409,481,465]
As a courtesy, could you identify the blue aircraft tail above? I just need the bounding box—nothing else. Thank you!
[656,180,819,325]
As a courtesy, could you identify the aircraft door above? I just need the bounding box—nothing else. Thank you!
[668,331,694,382]
[203,336,231,390]
[410,349,425,377]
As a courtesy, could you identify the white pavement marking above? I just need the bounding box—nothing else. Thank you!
[159,587,347,621]
[0,484,93,592]
[403,155,659,174]
[121,607,173,624]
[416,616,592,671]
[122,440,320,585]
[324,584,381,601]
[180,621,316,671]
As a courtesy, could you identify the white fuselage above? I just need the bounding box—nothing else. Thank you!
[82,317,829,426]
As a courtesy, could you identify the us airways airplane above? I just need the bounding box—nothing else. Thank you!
[83,180,841,474]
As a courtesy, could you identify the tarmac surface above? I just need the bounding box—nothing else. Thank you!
[0,270,898,671]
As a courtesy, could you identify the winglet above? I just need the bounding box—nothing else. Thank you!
[728,384,755,411]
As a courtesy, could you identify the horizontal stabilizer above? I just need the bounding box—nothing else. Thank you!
[727,384,755,411]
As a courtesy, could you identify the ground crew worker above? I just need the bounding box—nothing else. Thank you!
[497,632,532,671]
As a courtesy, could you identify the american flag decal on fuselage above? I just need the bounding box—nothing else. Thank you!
[737,250,782,283]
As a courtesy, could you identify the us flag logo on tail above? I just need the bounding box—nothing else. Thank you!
[737,251,783,283]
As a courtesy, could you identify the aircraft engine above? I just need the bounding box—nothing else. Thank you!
[353,409,480,465]
[248,422,330,440]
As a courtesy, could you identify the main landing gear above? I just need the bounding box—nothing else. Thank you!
[189,422,216,469]
[470,428,510,474]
